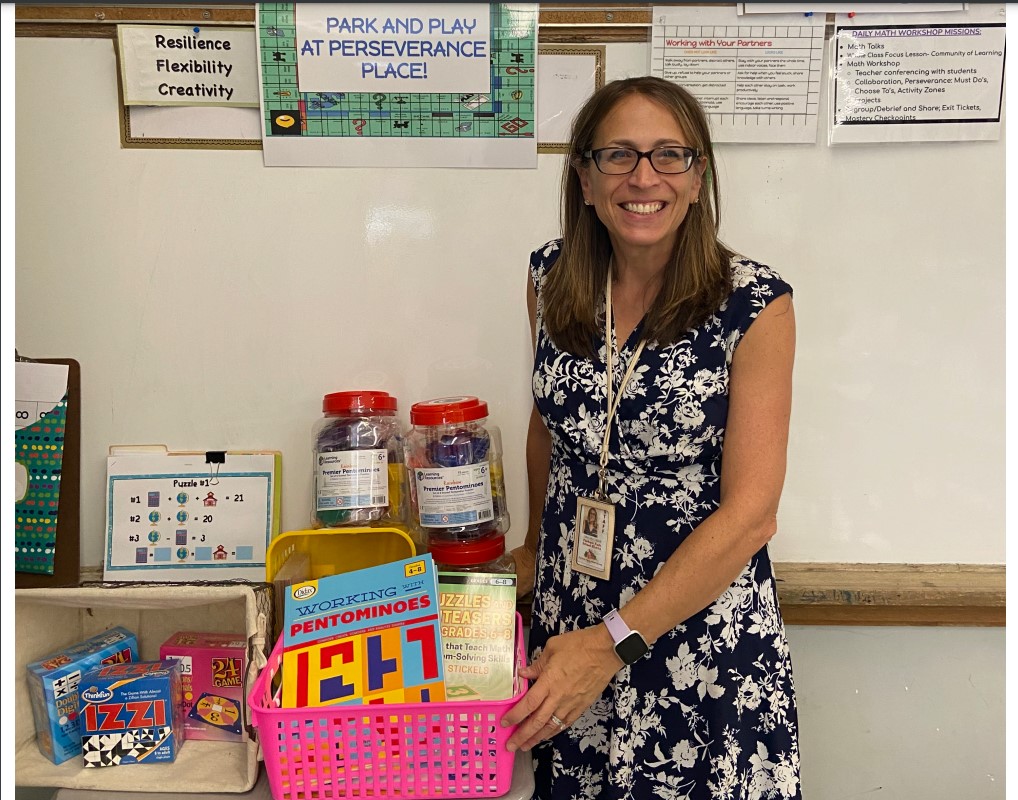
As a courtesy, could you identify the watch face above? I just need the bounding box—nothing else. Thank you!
[615,632,649,665]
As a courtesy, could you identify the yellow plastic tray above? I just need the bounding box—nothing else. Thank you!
[266,526,417,584]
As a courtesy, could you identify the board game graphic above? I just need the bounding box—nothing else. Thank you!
[27,627,139,765]
[258,3,536,142]
[190,693,243,735]
[159,631,247,742]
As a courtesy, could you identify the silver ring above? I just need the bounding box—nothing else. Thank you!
[549,714,566,730]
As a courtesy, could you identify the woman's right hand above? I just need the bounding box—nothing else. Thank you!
[510,542,538,597]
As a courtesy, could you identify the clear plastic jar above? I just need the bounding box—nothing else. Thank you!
[312,390,406,529]
[404,396,510,541]
[429,533,516,574]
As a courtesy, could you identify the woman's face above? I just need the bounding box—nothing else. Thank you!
[586,508,598,525]
[577,93,704,264]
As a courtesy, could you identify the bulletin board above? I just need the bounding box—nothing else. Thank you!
[15,5,609,150]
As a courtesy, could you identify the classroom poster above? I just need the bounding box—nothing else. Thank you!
[104,450,280,581]
[828,9,1005,144]
[257,2,538,167]
[117,25,260,107]
[651,6,826,144]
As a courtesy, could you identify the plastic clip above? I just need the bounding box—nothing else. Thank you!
[206,451,225,485]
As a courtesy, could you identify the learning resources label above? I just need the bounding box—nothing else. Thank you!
[415,464,493,526]
[316,449,388,510]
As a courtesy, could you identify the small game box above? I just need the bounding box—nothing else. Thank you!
[159,631,247,742]
[26,626,139,764]
[79,660,183,767]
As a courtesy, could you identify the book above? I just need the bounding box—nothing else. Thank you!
[281,554,445,708]
[437,571,517,701]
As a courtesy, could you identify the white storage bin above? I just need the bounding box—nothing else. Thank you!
[15,583,271,793]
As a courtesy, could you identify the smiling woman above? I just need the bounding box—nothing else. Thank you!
[505,76,800,800]
[540,78,734,360]
[577,95,703,269]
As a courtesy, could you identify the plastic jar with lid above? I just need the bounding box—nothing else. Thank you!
[312,390,406,529]
[429,533,516,574]
[404,396,510,541]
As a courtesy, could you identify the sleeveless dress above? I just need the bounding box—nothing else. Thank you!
[528,239,801,800]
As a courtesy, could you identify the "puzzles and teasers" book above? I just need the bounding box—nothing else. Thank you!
[438,571,517,701]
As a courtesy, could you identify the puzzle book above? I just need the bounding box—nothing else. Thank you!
[282,554,446,708]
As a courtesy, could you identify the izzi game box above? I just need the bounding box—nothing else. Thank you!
[79,660,183,767]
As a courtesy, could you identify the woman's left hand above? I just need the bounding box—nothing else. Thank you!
[501,623,620,752]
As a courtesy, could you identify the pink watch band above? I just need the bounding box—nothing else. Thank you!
[603,608,630,643]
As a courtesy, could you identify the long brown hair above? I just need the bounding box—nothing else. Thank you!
[542,76,734,357]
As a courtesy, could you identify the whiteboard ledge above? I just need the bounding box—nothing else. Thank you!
[516,563,1005,628]
[774,562,1004,627]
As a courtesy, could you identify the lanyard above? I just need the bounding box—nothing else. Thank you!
[598,267,646,500]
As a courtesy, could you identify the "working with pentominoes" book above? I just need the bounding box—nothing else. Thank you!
[281,554,446,708]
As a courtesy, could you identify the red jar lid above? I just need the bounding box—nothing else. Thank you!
[429,533,505,566]
[410,396,488,426]
[323,390,397,415]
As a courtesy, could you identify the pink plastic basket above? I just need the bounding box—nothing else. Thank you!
[249,613,529,800]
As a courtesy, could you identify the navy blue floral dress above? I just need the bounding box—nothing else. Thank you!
[528,239,801,800]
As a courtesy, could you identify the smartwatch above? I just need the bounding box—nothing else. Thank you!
[602,608,650,666]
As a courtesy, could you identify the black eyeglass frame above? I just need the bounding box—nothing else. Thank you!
[581,146,702,175]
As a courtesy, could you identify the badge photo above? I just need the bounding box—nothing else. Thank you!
[571,496,615,580]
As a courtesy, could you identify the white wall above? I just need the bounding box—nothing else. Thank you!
[14,37,1005,568]
[14,28,1005,798]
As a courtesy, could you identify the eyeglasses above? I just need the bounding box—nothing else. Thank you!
[582,146,700,175]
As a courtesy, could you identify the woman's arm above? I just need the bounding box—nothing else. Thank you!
[503,293,796,751]
[511,276,551,598]
[609,292,795,644]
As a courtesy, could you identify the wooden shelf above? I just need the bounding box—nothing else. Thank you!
[15,3,659,43]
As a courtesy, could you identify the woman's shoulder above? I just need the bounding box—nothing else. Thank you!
[530,239,563,271]
[717,254,793,336]
[529,238,564,291]
[727,254,792,297]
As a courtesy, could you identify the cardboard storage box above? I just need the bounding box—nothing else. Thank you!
[15,584,271,793]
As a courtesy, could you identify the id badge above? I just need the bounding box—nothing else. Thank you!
[571,496,615,580]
